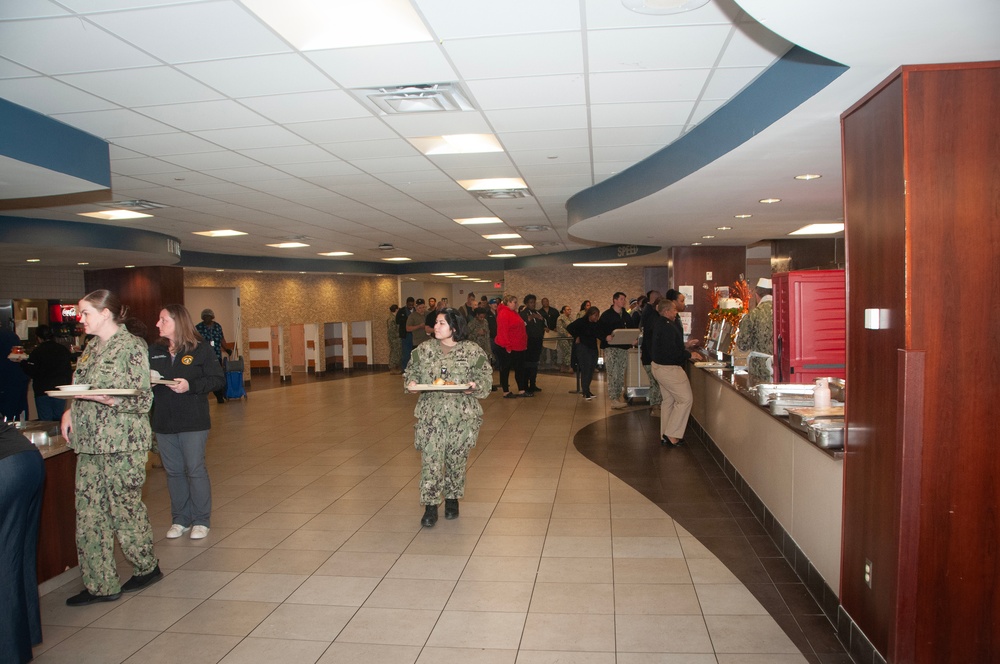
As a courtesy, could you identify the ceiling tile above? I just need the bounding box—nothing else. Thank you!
[589,69,711,104]
[0,0,69,19]
[591,100,695,127]
[307,42,457,89]
[178,53,336,98]
[201,165,295,183]
[288,117,396,144]
[703,67,767,99]
[498,129,589,151]
[381,111,491,138]
[591,125,683,146]
[51,107,175,137]
[111,132,225,156]
[58,67,224,106]
[718,21,789,68]
[0,58,37,78]
[583,0,736,29]
[507,147,592,165]
[443,33,584,79]
[414,0,581,39]
[428,153,514,171]
[324,139,419,161]
[192,125,308,150]
[87,2,291,63]
[160,151,260,171]
[485,105,588,132]
[467,74,586,110]
[689,98,726,124]
[0,76,117,114]
[137,100,270,132]
[0,16,158,74]
[110,157,186,176]
[593,144,661,163]
[587,25,732,72]
[238,145,338,165]
[239,90,369,124]
[279,161,362,178]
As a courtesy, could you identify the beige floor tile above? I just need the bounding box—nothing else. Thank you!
[610,503,670,519]
[217,637,329,663]
[359,513,424,533]
[30,624,79,657]
[714,655,810,663]
[386,554,470,580]
[550,503,610,519]
[122,632,242,664]
[321,499,387,515]
[249,603,357,641]
[40,588,133,627]
[520,613,615,652]
[516,652,616,664]
[92,595,201,631]
[445,580,534,612]
[316,642,420,664]
[500,488,557,503]
[541,535,612,558]
[336,607,441,646]
[460,556,540,583]
[705,615,802,654]
[31,626,158,664]
[153,545,207,571]
[141,570,239,600]
[696,584,770,615]
[301,513,372,531]
[529,582,614,614]
[246,549,332,575]
[313,551,400,577]
[211,572,307,602]
[339,530,417,554]
[213,527,295,549]
[535,557,614,584]
[285,575,380,606]
[482,517,549,536]
[612,536,684,558]
[613,558,693,584]
[363,577,457,610]
[276,529,353,552]
[546,518,611,537]
[614,583,702,615]
[427,610,527,650]
[679,537,714,559]
[615,614,714,653]
[180,548,268,572]
[554,489,610,504]
[612,518,678,537]
[491,502,552,519]
[473,534,545,557]
[616,655,718,664]
[167,600,277,637]
[243,512,315,530]
[416,647,516,664]
[686,558,741,584]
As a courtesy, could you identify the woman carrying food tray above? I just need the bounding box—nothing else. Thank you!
[404,308,492,527]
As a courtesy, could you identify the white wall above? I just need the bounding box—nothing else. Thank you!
[185,287,238,348]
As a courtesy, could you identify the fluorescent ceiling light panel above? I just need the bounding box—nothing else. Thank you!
[79,210,152,220]
[242,0,431,50]
[459,178,527,191]
[266,242,310,248]
[382,256,411,261]
[789,223,845,235]
[446,274,468,278]
[502,244,533,250]
[432,272,455,276]
[193,229,247,237]
[318,251,354,256]
[483,233,521,240]
[454,217,503,225]
[490,253,516,258]
[409,134,503,155]
[573,263,628,267]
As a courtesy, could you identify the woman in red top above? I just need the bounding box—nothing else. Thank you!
[494,294,532,399]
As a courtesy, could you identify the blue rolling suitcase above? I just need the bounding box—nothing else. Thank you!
[224,356,247,400]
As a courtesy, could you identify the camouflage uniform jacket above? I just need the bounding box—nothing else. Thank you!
[70,326,153,454]
[465,318,493,361]
[404,340,492,425]
[736,299,774,355]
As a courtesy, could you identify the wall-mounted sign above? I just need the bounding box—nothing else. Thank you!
[617,244,639,257]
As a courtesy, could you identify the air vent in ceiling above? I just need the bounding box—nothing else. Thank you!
[377,243,395,251]
[517,225,551,233]
[475,189,529,200]
[100,199,168,210]
[356,82,474,114]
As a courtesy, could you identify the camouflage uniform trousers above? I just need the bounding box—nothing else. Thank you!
[604,347,628,401]
[75,451,158,596]
[388,336,402,371]
[415,418,480,505]
[643,363,662,407]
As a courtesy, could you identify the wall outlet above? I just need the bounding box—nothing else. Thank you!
[864,559,873,588]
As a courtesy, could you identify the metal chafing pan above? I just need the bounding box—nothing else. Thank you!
[769,397,818,416]
[807,420,846,449]
[786,406,845,430]
[756,383,816,406]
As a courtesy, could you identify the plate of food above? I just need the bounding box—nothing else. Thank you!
[55,384,92,392]
[408,382,472,392]
[46,387,143,398]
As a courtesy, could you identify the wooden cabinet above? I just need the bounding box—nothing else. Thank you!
[840,62,1000,664]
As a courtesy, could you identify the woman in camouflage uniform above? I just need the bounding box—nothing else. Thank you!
[404,308,492,527]
[465,307,494,363]
[60,290,161,606]
[556,305,574,372]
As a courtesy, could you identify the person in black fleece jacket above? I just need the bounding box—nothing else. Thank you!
[150,305,224,541]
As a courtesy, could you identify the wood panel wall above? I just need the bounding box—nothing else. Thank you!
[841,62,1000,664]
[668,246,746,341]
[83,266,184,343]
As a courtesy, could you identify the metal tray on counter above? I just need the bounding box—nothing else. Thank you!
[756,383,816,406]
[807,420,846,449]
[786,406,845,430]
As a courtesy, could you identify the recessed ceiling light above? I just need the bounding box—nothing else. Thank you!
[26,258,40,263]
[382,257,411,261]
[462,278,478,281]
[79,210,152,220]
[483,233,521,240]
[193,230,247,237]
[489,253,516,258]
[459,178,527,191]
[501,244,533,250]
[242,0,431,50]
[454,217,503,225]
[299,271,307,274]
[794,174,822,180]
[318,251,354,257]
[759,198,781,204]
[572,263,628,267]
[702,235,715,239]
[716,226,733,231]
[266,242,310,248]
[409,134,503,155]
[734,214,752,219]
[789,223,845,235]
[215,269,224,272]
[77,262,89,266]
[691,242,703,246]
[124,265,135,268]
[516,225,551,233]
[446,274,468,278]
[432,272,455,276]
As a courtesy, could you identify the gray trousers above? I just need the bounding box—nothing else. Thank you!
[157,430,212,528]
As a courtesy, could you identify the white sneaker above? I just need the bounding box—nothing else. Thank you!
[190,525,210,540]
[166,524,191,539]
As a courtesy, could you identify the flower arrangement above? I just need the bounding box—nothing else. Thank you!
[705,276,752,351]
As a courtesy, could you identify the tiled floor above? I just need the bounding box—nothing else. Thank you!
[33,370,851,664]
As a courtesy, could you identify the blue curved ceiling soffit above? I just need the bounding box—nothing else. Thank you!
[565,46,848,226]
[0,216,179,262]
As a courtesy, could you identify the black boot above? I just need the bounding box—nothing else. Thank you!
[421,504,438,527]
[444,498,459,519]
[121,564,163,593]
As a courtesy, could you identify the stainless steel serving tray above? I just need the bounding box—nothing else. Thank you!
[756,383,817,406]
[807,420,846,449]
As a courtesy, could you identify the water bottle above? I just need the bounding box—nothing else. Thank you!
[813,378,831,408]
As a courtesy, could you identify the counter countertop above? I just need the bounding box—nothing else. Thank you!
[694,365,844,460]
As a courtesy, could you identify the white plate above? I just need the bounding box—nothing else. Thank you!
[56,384,91,392]
[408,383,472,392]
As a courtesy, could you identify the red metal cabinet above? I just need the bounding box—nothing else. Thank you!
[772,269,845,383]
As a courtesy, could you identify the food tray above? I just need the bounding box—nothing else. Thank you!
[808,420,846,449]
[408,384,471,392]
[46,389,143,398]
[151,379,181,386]
[755,383,817,406]
[694,362,727,368]
[787,406,845,431]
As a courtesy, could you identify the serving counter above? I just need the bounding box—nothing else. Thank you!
[689,365,844,598]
